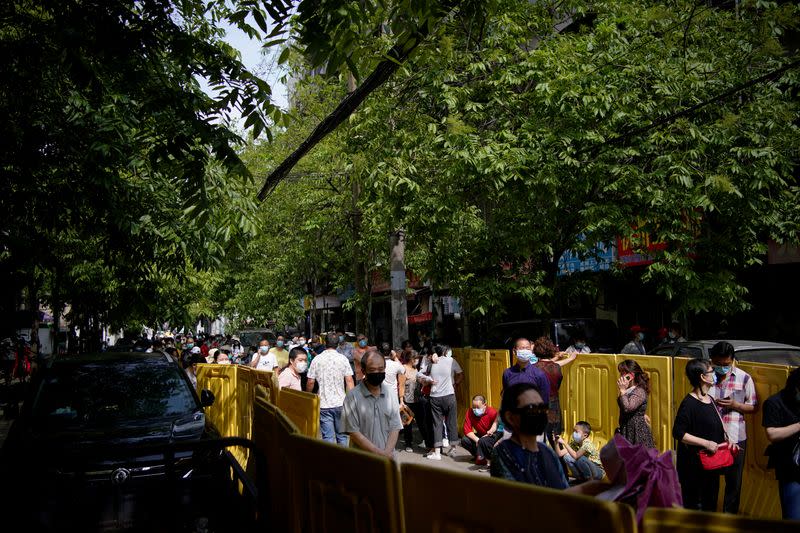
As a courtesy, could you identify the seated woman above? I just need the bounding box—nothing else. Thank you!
[490,382,568,489]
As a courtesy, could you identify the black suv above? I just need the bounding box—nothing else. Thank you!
[483,318,620,354]
[0,351,232,530]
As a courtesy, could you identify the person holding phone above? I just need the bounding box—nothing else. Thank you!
[616,359,655,448]
[707,341,757,514]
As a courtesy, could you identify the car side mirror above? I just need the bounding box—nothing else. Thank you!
[200,389,215,407]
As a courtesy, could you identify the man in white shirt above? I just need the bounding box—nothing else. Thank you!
[250,339,278,371]
[418,346,464,460]
[307,333,355,445]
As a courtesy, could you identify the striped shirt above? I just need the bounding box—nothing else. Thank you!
[709,366,757,443]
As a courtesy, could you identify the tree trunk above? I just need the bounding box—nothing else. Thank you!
[390,229,409,349]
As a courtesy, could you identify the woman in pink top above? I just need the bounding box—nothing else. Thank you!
[278,347,308,391]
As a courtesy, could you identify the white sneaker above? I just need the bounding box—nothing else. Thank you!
[404,447,413,452]
[426,451,442,461]
[442,438,449,448]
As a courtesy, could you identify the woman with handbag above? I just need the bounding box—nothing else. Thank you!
[762,367,800,519]
[673,358,738,511]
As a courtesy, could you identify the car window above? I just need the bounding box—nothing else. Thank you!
[33,361,198,427]
[676,346,703,358]
[652,346,675,356]
[735,349,800,367]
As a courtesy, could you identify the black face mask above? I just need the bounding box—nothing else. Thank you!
[518,411,548,436]
[366,372,386,386]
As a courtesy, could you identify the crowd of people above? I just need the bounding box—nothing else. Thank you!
[150,330,798,520]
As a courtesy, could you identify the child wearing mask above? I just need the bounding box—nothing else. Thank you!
[556,421,605,482]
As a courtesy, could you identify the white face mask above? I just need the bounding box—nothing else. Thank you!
[259,346,269,354]
[572,431,583,443]
[218,359,230,365]
[296,361,308,373]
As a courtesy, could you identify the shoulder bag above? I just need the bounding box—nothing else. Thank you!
[698,396,738,470]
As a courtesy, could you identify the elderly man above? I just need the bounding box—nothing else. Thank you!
[341,349,403,458]
[502,338,550,405]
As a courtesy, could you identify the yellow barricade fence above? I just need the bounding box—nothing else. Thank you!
[401,462,637,533]
[276,387,320,439]
[735,361,791,519]
[642,506,799,533]
[561,354,620,450]
[197,363,239,442]
[205,353,796,525]
[253,368,279,404]
[287,433,404,533]
[253,395,300,533]
[452,348,469,435]
[488,349,509,410]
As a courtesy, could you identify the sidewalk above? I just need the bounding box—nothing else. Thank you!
[393,440,491,477]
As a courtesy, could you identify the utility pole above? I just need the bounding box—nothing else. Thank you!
[390,229,409,349]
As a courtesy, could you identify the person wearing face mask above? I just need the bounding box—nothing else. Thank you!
[250,339,278,371]
[335,330,354,362]
[352,334,373,381]
[762,367,800,519]
[490,383,568,489]
[341,350,403,458]
[269,335,290,371]
[665,321,686,344]
[565,333,591,355]
[616,359,655,448]
[278,347,308,391]
[673,358,730,511]
[707,341,756,513]
[621,325,647,355]
[501,338,550,406]
[556,421,605,482]
[461,395,499,467]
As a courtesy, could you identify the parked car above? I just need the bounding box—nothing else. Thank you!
[650,339,800,367]
[0,351,231,530]
[483,318,620,355]
[237,328,277,348]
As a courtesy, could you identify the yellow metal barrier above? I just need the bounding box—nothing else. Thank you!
[253,395,300,533]
[276,387,320,439]
[642,506,799,533]
[488,349,509,410]
[287,432,404,533]
[401,462,636,533]
[253,369,279,404]
[736,361,791,519]
[224,352,796,524]
[197,364,238,442]
[561,354,620,450]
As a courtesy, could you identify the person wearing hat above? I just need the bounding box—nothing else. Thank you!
[621,326,647,355]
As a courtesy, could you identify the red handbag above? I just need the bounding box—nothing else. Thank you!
[698,397,739,470]
[698,441,737,470]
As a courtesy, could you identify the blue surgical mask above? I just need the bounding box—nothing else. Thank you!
[574,343,585,350]
[572,431,583,443]
[516,349,533,363]
[358,340,367,348]
[276,341,284,348]
[185,343,194,349]
[714,365,731,376]
[529,354,539,364]
[473,407,485,417]
[637,332,645,341]
[259,346,269,354]
[338,335,345,342]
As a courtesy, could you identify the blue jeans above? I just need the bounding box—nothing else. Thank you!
[319,406,347,445]
[564,454,605,481]
[779,479,800,520]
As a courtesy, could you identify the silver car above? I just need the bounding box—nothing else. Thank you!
[650,339,800,366]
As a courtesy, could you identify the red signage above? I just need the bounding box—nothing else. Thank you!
[407,312,432,324]
[617,232,667,267]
